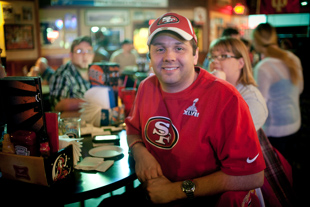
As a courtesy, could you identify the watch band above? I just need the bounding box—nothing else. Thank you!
[186,191,194,199]
[182,180,195,199]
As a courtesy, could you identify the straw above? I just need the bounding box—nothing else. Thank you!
[133,79,137,89]
[123,75,128,87]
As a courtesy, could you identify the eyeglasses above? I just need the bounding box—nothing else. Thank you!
[73,49,94,54]
[208,54,239,62]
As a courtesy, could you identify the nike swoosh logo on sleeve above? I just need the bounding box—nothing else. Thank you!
[246,153,259,164]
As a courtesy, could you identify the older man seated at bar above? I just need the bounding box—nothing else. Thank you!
[49,36,94,113]
[27,57,55,85]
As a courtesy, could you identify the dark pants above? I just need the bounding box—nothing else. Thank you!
[98,185,216,207]
[268,130,300,163]
[98,185,260,207]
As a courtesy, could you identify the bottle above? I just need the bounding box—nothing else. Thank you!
[39,130,50,157]
[34,77,51,157]
[2,124,15,154]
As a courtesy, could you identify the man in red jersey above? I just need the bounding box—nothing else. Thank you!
[101,12,266,206]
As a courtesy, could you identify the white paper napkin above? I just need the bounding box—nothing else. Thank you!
[79,87,112,127]
[80,123,112,137]
[75,157,104,170]
[96,160,114,172]
[74,157,114,172]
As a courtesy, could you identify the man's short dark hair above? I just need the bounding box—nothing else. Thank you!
[121,39,133,45]
[222,28,239,37]
[70,36,92,52]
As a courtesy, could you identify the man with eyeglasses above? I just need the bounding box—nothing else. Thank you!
[49,36,94,112]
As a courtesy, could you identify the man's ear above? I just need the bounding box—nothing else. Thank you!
[194,47,199,65]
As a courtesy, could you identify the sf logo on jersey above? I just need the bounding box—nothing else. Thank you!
[158,15,179,25]
[145,117,179,149]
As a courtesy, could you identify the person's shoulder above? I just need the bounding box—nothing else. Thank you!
[199,68,236,90]
[134,74,158,98]
[255,57,278,71]
[237,83,256,91]
[110,49,122,59]
[46,66,55,73]
[53,62,73,77]
[139,73,158,87]
[131,49,140,57]
[237,83,262,98]
[285,50,297,58]
[197,68,241,99]
[286,50,301,64]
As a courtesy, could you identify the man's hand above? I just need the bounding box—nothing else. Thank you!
[54,98,85,112]
[132,143,163,182]
[144,176,183,204]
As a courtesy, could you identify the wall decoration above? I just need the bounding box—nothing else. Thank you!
[2,4,14,20]
[65,13,77,31]
[52,0,168,8]
[14,14,21,22]
[22,6,33,21]
[4,24,34,50]
[85,10,129,26]
[91,27,124,51]
[194,7,207,25]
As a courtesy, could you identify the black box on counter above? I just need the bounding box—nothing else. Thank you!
[88,62,120,90]
[0,77,47,135]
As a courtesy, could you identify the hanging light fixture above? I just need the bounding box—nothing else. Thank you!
[234,3,245,14]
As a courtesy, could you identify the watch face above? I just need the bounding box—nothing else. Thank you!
[182,180,195,192]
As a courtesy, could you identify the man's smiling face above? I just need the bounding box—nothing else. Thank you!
[149,32,198,93]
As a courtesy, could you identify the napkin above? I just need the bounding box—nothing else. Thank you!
[59,135,83,166]
[79,86,115,127]
[80,123,124,137]
[96,160,114,172]
[75,157,114,172]
[74,157,104,170]
[80,123,111,137]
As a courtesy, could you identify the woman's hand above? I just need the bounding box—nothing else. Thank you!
[211,69,226,80]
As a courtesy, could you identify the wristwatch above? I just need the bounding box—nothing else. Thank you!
[182,180,195,199]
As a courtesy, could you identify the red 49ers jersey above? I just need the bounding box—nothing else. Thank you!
[126,67,265,182]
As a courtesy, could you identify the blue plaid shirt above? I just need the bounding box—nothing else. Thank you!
[41,66,54,82]
[49,61,90,108]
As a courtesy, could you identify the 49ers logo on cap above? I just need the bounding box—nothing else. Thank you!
[145,117,179,149]
[158,15,179,25]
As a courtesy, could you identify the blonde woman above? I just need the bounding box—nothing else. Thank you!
[252,23,304,159]
[209,37,296,206]
[208,37,268,131]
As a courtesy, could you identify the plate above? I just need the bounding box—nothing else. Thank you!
[89,146,123,158]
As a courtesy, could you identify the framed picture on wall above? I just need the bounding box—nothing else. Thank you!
[2,4,14,20]
[4,24,34,50]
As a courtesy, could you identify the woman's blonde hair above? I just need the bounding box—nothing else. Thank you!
[253,23,301,85]
[209,37,257,86]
